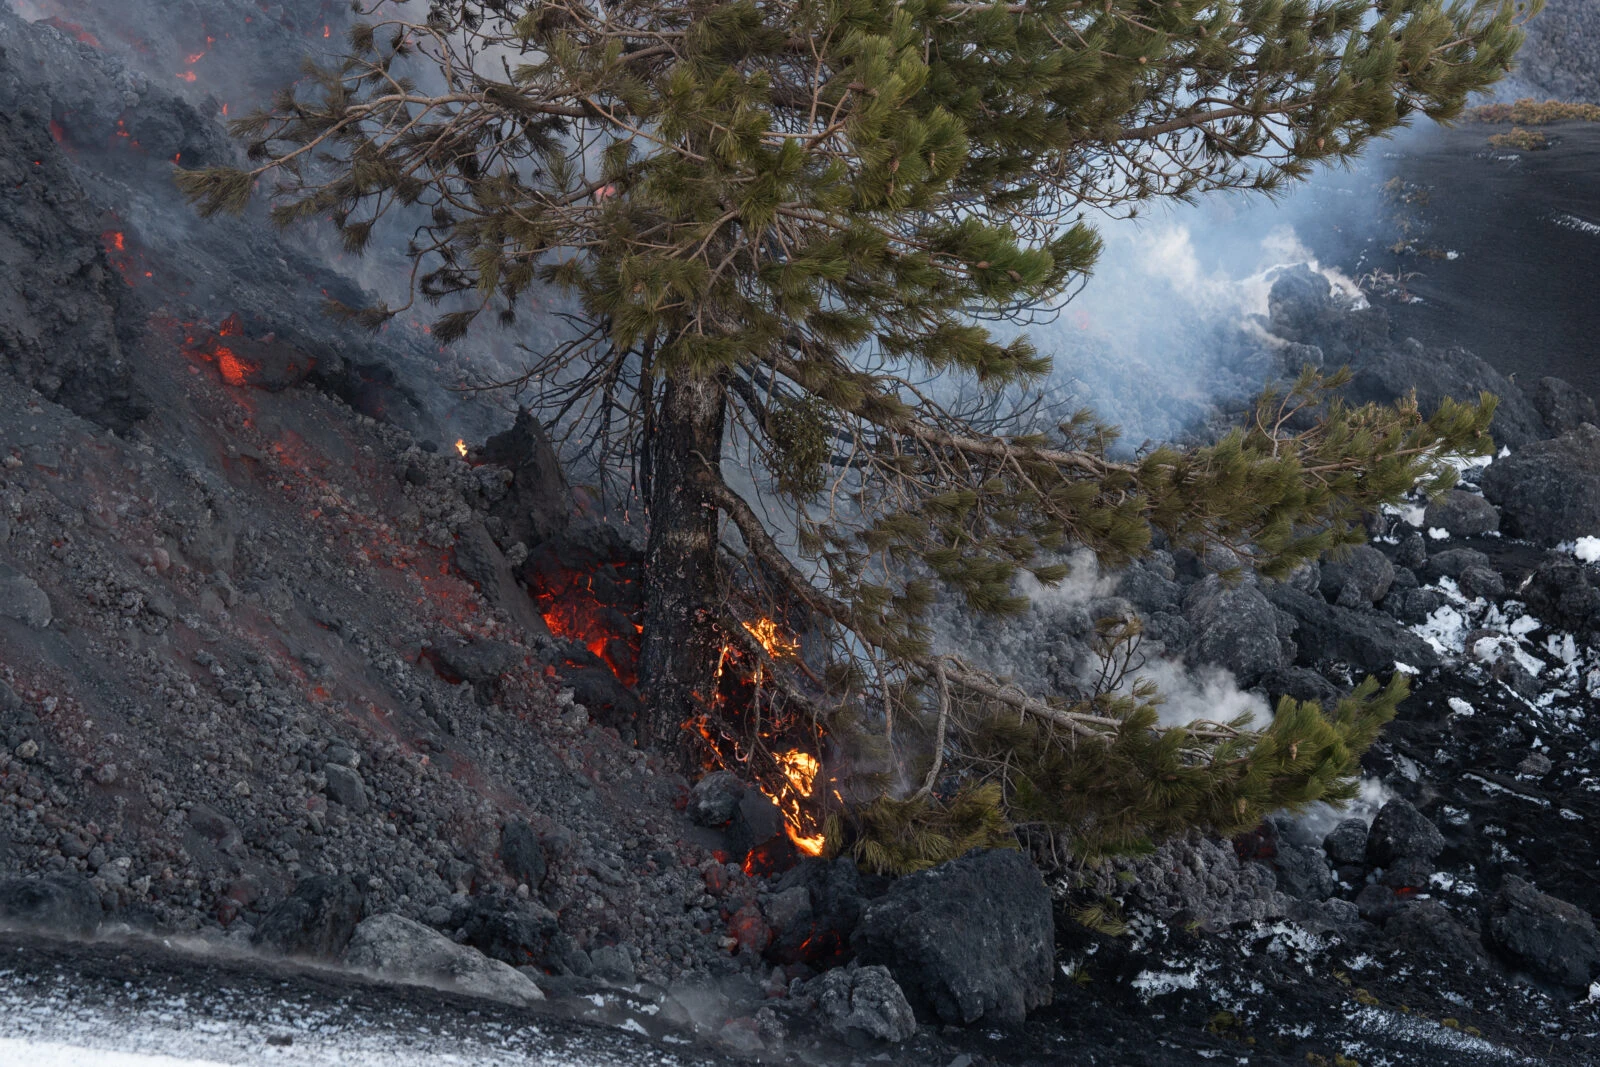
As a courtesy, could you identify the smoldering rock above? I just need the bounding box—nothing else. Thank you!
[251,875,366,961]
[344,912,545,1005]
[1486,876,1600,992]
[1480,424,1600,543]
[852,848,1053,1026]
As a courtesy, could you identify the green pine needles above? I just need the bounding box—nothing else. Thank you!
[179,0,1531,868]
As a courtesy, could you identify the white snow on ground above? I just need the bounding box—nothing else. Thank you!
[1571,536,1600,563]
[0,1039,231,1067]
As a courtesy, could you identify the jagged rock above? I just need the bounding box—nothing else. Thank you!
[1116,558,1183,615]
[1181,575,1294,686]
[252,875,366,960]
[428,637,520,686]
[589,944,637,982]
[1323,818,1369,868]
[1271,839,1337,902]
[345,912,545,1005]
[1318,545,1396,606]
[1395,530,1429,571]
[1381,586,1449,624]
[0,874,102,935]
[1365,799,1444,868]
[477,409,572,549]
[853,849,1053,1026]
[1527,376,1599,437]
[322,763,369,814]
[802,961,919,1043]
[727,791,785,857]
[1480,424,1600,543]
[1264,584,1440,673]
[1423,490,1501,537]
[1486,876,1600,991]
[1091,833,1284,928]
[499,819,547,888]
[766,856,869,966]
[687,771,746,828]
[1258,667,1343,707]
[187,803,243,854]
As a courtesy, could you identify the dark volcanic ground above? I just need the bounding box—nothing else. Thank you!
[1303,122,1600,402]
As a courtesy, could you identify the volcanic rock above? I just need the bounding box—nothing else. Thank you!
[1486,876,1600,992]
[853,848,1053,1026]
[727,791,785,858]
[0,565,52,629]
[1181,575,1293,686]
[1264,583,1440,673]
[1527,376,1600,437]
[1322,818,1369,868]
[802,961,919,1043]
[1423,490,1501,537]
[477,409,572,549]
[1270,839,1336,902]
[0,874,102,936]
[1266,268,1546,447]
[1480,424,1600,543]
[322,763,370,814]
[687,771,746,828]
[1365,799,1444,869]
[1319,545,1396,606]
[1521,551,1600,633]
[498,819,547,889]
[453,894,590,976]
[251,875,366,960]
[344,912,545,1005]
[766,856,870,966]
[428,637,520,687]
[1423,547,1494,582]
[187,804,243,855]
[1386,899,1492,972]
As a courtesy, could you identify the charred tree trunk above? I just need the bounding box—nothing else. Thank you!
[640,371,728,767]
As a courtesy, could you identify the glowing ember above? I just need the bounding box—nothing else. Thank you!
[742,616,798,659]
[214,345,257,387]
[176,71,197,83]
[454,439,468,458]
[110,232,125,252]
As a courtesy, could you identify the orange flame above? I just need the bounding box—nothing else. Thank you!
[771,749,826,856]
[454,439,468,458]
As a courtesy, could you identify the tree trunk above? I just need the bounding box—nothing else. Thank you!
[639,371,728,767]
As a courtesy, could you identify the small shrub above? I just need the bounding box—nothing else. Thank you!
[1487,127,1550,152]
[1466,98,1600,125]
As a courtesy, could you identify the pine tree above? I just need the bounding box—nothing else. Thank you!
[180,0,1531,867]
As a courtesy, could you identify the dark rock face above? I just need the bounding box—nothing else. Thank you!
[1480,425,1600,544]
[801,961,919,1043]
[1486,876,1600,992]
[1423,491,1501,538]
[1423,547,1493,582]
[499,820,547,889]
[1528,376,1600,438]
[0,875,102,936]
[428,638,521,687]
[1318,545,1396,606]
[251,875,366,960]
[766,856,870,967]
[853,849,1053,1026]
[322,764,370,814]
[1264,583,1440,673]
[1181,576,1293,686]
[1365,799,1444,869]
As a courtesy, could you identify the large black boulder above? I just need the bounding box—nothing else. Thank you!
[1521,551,1600,633]
[1422,491,1500,538]
[478,409,572,549]
[453,893,592,976]
[1181,576,1294,687]
[251,874,366,960]
[852,849,1053,1026]
[1364,799,1444,869]
[1480,425,1600,543]
[1264,584,1440,674]
[1526,376,1599,438]
[1318,545,1395,606]
[1486,876,1600,992]
[0,874,102,935]
[499,819,547,889]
